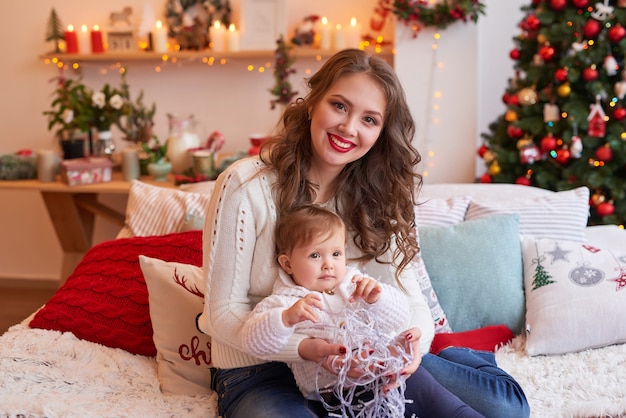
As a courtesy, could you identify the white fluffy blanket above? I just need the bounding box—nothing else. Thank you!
[1,324,625,418]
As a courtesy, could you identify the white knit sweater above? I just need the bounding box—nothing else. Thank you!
[197,156,435,369]
[241,266,412,399]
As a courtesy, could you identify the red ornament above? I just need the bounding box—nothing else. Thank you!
[479,173,493,183]
[515,176,532,186]
[507,125,524,138]
[539,45,556,61]
[524,15,541,31]
[549,0,567,10]
[608,25,626,43]
[583,67,599,81]
[614,107,626,121]
[509,48,521,60]
[555,148,571,164]
[554,67,568,83]
[477,145,489,158]
[520,144,541,164]
[595,145,613,162]
[540,135,558,152]
[508,94,520,106]
[572,0,589,7]
[596,201,615,217]
[583,20,601,39]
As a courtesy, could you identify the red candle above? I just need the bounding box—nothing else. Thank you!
[64,24,78,53]
[91,25,104,53]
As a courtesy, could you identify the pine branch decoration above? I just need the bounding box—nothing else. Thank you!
[270,35,297,110]
[46,8,64,53]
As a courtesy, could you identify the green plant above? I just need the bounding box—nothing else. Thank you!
[90,83,126,132]
[44,77,94,140]
[140,136,168,163]
[117,71,157,143]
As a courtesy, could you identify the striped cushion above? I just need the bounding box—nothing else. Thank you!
[465,186,589,242]
[118,181,212,238]
[415,195,470,227]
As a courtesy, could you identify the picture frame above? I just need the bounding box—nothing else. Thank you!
[239,0,287,50]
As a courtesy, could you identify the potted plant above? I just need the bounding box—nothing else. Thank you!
[89,82,126,157]
[117,71,157,145]
[140,137,171,181]
[43,77,94,159]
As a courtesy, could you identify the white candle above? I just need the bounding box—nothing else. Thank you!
[227,23,240,52]
[346,17,361,49]
[211,21,225,52]
[152,20,168,53]
[78,24,91,54]
[319,16,331,50]
[334,24,345,50]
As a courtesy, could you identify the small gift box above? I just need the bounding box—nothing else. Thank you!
[60,157,113,186]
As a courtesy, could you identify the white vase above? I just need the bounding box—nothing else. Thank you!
[165,114,200,174]
[96,130,115,158]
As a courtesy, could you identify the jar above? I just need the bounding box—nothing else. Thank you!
[165,113,201,174]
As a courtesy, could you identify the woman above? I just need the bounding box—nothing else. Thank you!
[198,49,529,418]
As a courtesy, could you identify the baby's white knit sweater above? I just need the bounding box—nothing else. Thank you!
[197,157,434,369]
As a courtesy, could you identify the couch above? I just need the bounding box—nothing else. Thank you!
[0,178,625,417]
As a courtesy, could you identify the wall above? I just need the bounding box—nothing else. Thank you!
[0,0,523,282]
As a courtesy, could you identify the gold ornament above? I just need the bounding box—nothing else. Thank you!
[557,83,571,97]
[505,110,519,122]
[516,137,533,149]
[483,149,495,163]
[537,34,547,44]
[518,87,538,106]
[488,161,501,176]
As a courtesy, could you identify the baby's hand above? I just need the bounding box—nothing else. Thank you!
[282,293,323,326]
[350,274,382,304]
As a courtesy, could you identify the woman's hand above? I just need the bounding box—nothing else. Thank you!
[298,337,347,363]
[384,327,422,391]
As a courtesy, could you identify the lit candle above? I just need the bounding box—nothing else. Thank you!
[346,17,361,49]
[78,24,91,54]
[227,23,240,52]
[152,20,168,53]
[334,24,345,50]
[319,16,331,50]
[64,24,78,54]
[90,25,104,53]
[211,21,225,52]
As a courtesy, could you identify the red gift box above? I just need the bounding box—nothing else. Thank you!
[60,157,113,186]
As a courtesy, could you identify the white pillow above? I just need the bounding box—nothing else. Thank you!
[139,255,212,395]
[466,186,590,242]
[522,236,626,356]
[415,195,470,226]
[118,181,212,238]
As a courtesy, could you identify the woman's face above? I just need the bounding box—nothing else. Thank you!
[309,72,386,176]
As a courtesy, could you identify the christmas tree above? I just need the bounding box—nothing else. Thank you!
[46,8,64,53]
[531,255,555,290]
[478,0,626,226]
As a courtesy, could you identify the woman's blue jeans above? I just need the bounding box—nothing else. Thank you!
[420,348,530,418]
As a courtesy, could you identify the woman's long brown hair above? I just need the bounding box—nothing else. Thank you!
[260,49,422,284]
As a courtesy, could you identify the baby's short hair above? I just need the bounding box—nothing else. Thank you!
[275,205,346,256]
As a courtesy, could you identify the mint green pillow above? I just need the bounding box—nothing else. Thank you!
[418,214,524,334]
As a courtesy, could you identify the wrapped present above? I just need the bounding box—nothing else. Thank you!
[60,157,112,186]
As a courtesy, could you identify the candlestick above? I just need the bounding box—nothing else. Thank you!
[90,25,104,53]
[346,17,361,49]
[64,24,78,54]
[152,20,168,53]
[334,24,345,50]
[319,16,331,50]
[211,21,225,52]
[78,24,91,54]
[227,23,240,52]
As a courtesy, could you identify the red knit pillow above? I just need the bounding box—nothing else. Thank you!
[29,230,203,356]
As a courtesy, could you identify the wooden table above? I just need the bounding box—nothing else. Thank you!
[0,173,177,281]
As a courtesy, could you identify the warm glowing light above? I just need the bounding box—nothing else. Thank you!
[350,17,357,27]
[247,65,254,71]
[433,105,440,111]
[434,33,440,40]
[156,20,163,29]
[72,63,79,70]
[376,35,384,44]
[161,54,169,61]
[315,55,322,61]
[67,24,74,31]
[434,91,442,98]
[220,58,226,65]
[155,66,162,72]
[432,43,438,50]
[305,68,312,75]
[258,67,265,73]
[561,112,568,118]
[322,16,328,25]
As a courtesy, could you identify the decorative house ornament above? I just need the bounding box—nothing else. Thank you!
[107,7,136,52]
[587,97,607,138]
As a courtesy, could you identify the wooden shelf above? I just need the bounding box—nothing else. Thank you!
[39,46,394,65]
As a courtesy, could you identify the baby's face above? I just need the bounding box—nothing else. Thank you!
[286,232,347,293]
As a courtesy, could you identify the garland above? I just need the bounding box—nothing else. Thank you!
[269,35,297,110]
[390,0,486,36]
